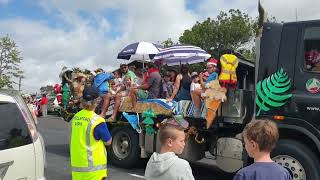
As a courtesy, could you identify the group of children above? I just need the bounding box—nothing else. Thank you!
[145,118,292,180]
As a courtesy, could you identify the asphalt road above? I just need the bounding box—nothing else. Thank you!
[37,115,234,180]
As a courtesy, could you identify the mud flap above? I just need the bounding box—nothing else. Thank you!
[216,137,244,173]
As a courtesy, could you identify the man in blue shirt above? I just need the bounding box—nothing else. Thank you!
[191,58,219,117]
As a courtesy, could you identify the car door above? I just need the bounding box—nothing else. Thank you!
[292,22,320,130]
[0,93,36,180]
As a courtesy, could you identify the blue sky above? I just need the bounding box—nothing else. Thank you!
[0,0,125,38]
[0,0,319,92]
[0,0,63,29]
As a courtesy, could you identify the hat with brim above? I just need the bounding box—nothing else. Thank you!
[191,72,198,78]
[82,86,100,101]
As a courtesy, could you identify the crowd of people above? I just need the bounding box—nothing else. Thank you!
[95,58,221,122]
[22,93,49,124]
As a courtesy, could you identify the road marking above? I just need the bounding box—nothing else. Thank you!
[129,173,145,179]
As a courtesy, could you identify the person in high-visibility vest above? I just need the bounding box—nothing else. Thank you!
[219,54,239,88]
[70,86,112,180]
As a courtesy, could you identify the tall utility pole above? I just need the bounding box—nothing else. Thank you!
[18,76,22,92]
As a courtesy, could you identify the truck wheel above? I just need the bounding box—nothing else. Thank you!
[271,139,320,180]
[107,126,140,168]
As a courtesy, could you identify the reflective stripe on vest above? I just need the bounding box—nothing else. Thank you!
[221,69,236,75]
[71,114,106,172]
[72,164,107,172]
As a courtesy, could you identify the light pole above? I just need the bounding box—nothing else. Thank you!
[18,76,22,92]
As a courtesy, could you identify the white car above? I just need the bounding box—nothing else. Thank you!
[0,89,46,180]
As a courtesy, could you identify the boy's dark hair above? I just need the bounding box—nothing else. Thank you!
[243,119,279,152]
[159,120,185,145]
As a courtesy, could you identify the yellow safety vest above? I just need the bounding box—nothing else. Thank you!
[219,54,239,87]
[70,109,107,180]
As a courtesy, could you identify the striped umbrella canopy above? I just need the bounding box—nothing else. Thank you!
[117,41,162,62]
[153,44,211,65]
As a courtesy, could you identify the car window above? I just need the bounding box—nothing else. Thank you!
[304,27,320,72]
[16,95,36,124]
[0,102,32,150]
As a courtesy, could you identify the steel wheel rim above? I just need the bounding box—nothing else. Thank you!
[273,155,306,180]
[112,131,131,159]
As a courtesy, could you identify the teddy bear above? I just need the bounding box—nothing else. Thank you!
[202,80,227,129]
[202,79,227,102]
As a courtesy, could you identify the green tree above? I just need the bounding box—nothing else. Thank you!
[161,38,175,48]
[40,85,54,96]
[179,9,255,59]
[0,35,23,88]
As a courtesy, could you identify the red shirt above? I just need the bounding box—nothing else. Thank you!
[40,97,48,105]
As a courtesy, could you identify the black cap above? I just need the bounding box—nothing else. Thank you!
[82,86,99,101]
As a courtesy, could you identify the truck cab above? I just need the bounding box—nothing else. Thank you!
[254,21,320,180]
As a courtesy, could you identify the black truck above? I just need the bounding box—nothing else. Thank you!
[104,20,320,180]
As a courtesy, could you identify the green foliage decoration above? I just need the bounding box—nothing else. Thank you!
[142,108,157,135]
[256,68,292,116]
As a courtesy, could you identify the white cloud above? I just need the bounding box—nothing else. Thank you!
[0,18,119,93]
[0,0,198,93]
[120,0,197,42]
[196,0,320,22]
[2,0,320,93]
[262,0,320,22]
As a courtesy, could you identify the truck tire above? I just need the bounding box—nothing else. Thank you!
[271,139,320,180]
[107,126,140,168]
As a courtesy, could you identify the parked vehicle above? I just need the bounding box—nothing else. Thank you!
[0,89,46,180]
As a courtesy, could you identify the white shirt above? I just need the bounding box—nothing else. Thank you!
[145,152,195,180]
[190,82,201,91]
